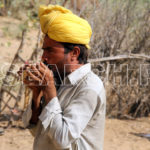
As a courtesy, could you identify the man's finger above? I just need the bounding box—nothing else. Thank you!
[17,64,29,75]
[26,70,41,83]
[30,64,43,79]
[37,63,49,77]
[40,61,47,69]
[24,80,41,87]
[39,62,54,77]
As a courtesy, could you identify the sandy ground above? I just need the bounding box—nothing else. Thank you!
[0,16,150,150]
[0,118,150,150]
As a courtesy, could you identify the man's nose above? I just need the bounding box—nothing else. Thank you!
[41,53,48,62]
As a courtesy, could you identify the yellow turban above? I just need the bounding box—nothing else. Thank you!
[38,5,92,49]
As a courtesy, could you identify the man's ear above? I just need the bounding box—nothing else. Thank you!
[71,46,80,61]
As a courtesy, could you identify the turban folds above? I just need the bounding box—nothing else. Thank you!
[38,5,92,49]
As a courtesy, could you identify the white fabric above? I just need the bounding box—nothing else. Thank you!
[39,97,62,130]
[22,63,106,150]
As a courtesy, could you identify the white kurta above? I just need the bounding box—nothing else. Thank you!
[22,63,106,150]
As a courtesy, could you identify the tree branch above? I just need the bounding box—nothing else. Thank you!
[89,54,150,63]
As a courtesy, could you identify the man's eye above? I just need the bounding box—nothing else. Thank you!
[43,48,52,51]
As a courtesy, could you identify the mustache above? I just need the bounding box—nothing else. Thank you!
[43,60,48,66]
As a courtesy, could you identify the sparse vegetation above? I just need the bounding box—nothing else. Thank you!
[88,0,150,118]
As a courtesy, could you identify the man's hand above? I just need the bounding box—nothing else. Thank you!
[18,63,42,111]
[18,63,41,94]
[21,62,57,104]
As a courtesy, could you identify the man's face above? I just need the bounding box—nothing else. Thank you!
[41,35,70,75]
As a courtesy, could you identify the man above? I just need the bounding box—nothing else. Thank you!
[21,5,106,150]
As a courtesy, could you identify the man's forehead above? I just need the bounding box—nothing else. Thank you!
[43,36,55,46]
[43,35,63,48]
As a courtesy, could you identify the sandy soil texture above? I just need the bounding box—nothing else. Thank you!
[0,118,150,150]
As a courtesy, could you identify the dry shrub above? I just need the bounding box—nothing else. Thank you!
[86,0,150,118]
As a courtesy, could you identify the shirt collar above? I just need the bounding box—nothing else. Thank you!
[67,63,91,85]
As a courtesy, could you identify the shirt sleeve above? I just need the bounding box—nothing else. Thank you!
[39,89,99,149]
